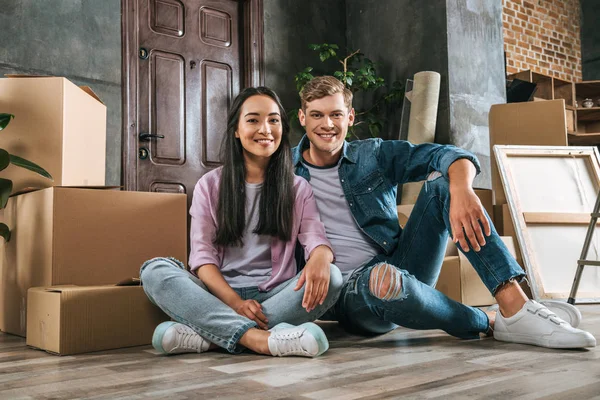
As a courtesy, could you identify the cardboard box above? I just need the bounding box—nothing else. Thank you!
[0,76,106,193]
[0,187,187,336]
[27,284,169,355]
[489,100,568,205]
[493,203,523,265]
[437,236,520,306]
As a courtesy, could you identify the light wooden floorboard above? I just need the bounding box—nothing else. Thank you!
[1,305,600,399]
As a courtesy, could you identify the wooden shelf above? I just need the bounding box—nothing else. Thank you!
[577,107,600,121]
[568,133,600,146]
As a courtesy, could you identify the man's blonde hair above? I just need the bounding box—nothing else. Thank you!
[300,76,353,110]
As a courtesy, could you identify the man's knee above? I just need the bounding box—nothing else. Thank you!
[369,263,403,301]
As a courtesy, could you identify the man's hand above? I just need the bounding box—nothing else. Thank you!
[232,299,269,330]
[294,245,333,312]
[447,159,491,252]
[449,186,491,252]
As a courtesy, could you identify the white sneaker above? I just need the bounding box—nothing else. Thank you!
[152,321,211,355]
[488,299,582,328]
[494,300,596,349]
[267,322,329,357]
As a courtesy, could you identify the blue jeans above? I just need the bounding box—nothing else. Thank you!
[322,176,525,339]
[140,257,344,353]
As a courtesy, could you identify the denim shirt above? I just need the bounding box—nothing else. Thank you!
[292,135,481,256]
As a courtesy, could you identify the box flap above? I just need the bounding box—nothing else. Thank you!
[3,75,104,104]
[79,86,104,104]
[10,186,123,197]
[115,278,141,286]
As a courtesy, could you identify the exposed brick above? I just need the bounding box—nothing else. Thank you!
[504,0,581,81]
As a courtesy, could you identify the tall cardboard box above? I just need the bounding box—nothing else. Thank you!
[27,285,169,355]
[0,187,187,336]
[0,76,106,192]
[489,100,568,205]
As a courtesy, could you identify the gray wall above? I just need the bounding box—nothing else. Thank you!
[345,0,449,142]
[582,0,600,80]
[345,0,504,188]
[263,0,346,144]
[446,0,505,189]
[0,0,122,186]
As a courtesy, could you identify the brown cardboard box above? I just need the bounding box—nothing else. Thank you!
[0,187,187,336]
[493,203,522,265]
[0,76,106,193]
[437,236,520,306]
[27,284,169,355]
[489,100,568,205]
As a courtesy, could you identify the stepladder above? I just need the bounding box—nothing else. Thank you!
[569,189,600,304]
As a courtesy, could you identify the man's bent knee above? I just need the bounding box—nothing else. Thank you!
[369,263,403,301]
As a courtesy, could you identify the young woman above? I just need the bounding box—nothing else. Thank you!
[140,87,343,357]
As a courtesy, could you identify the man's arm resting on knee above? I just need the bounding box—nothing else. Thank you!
[447,159,491,253]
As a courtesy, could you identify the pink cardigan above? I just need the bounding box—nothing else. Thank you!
[189,167,334,291]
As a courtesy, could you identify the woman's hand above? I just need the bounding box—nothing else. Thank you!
[294,245,333,313]
[232,299,269,330]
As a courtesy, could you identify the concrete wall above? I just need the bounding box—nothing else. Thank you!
[581,0,600,80]
[263,0,346,144]
[346,0,504,188]
[447,0,505,189]
[0,0,122,186]
[346,0,448,142]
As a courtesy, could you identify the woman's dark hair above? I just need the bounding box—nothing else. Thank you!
[215,87,294,247]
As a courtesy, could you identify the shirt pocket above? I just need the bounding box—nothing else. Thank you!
[352,171,396,218]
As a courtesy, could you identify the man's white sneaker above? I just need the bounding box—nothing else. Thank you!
[267,322,329,357]
[152,321,211,355]
[494,300,596,349]
[488,299,582,328]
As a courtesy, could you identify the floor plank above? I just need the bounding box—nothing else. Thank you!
[1,305,599,399]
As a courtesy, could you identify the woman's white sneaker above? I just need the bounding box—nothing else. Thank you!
[267,322,329,357]
[152,321,211,355]
[493,300,596,349]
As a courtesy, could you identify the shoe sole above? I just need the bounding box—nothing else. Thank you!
[299,322,329,356]
[494,331,596,348]
[488,301,582,328]
[152,321,177,354]
[271,322,329,356]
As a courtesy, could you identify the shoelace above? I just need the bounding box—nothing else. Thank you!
[175,325,205,350]
[272,329,308,355]
[526,305,566,326]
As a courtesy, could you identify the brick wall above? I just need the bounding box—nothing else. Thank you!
[503,0,582,82]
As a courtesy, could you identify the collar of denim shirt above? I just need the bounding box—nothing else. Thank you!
[292,134,358,169]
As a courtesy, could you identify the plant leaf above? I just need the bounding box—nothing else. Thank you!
[0,178,12,208]
[0,223,10,242]
[9,154,53,180]
[0,114,14,131]
[0,149,9,171]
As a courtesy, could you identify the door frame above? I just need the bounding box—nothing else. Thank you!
[121,0,264,190]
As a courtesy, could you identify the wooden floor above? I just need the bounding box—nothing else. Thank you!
[2,305,600,400]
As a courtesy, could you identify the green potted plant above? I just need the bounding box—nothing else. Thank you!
[0,113,53,242]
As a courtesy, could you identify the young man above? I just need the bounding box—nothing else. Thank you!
[292,75,596,348]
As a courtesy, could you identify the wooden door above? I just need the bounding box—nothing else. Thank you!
[122,0,263,203]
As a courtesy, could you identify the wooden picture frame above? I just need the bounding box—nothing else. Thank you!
[494,145,600,302]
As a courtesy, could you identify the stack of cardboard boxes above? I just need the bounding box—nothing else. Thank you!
[0,76,186,355]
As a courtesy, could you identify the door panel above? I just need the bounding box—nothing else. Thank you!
[122,0,263,223]
[151,50,185,164]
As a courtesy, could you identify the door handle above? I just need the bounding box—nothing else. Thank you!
[139,132,165,141]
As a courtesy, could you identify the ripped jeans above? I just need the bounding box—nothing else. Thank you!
[321,175,525,339]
